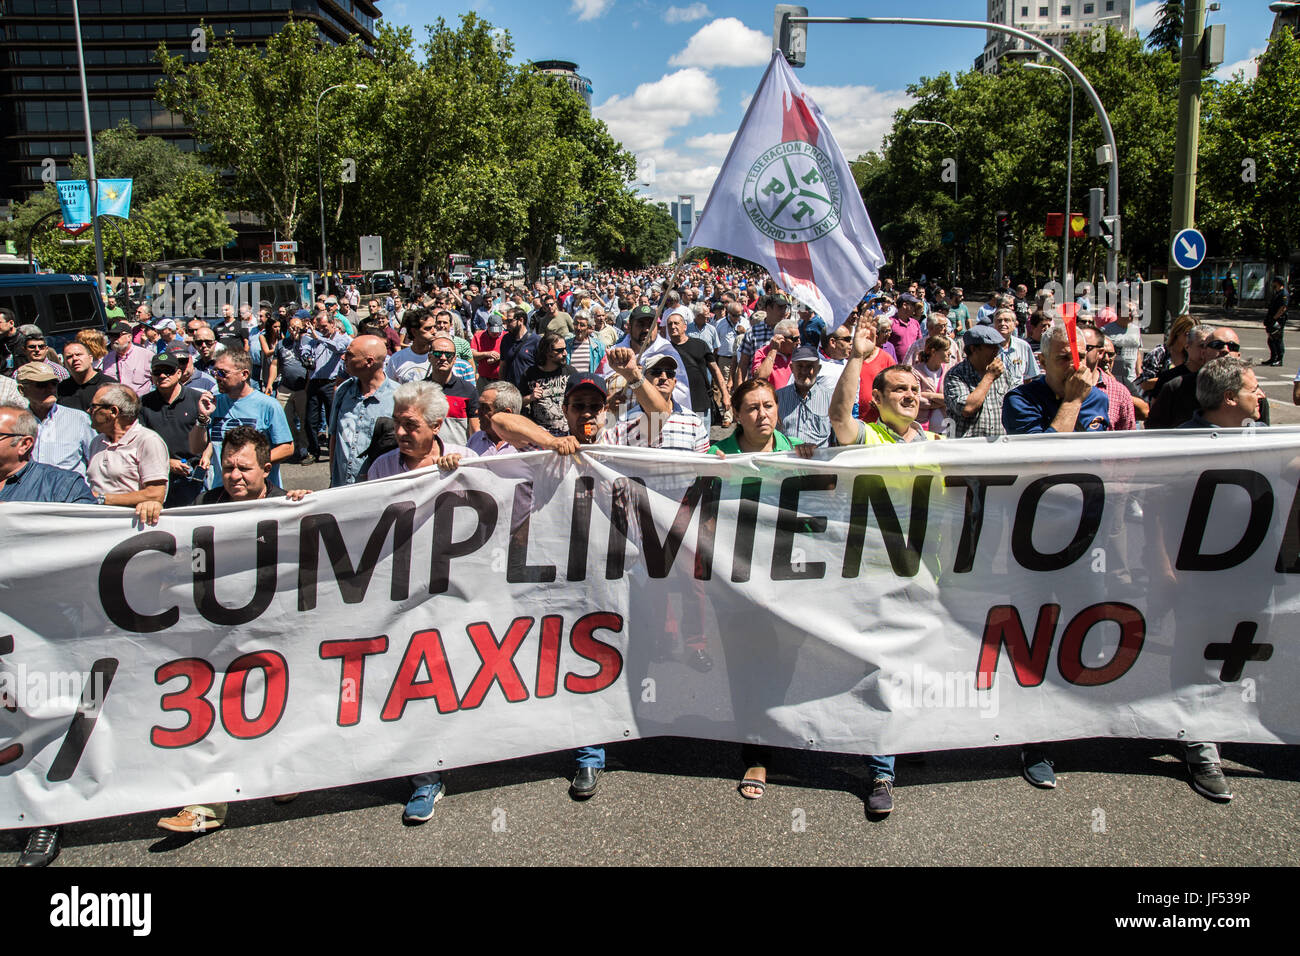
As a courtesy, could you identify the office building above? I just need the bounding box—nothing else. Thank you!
[670,194,694,259]
[532,59,593,110]
[0,0,381,206]
[975,0,1135,72]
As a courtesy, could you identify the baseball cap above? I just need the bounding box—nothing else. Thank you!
[165,343,192,363]
[564,372,608,400]
[792,345,821,364]
[152,317,177,331]
[897,293,921,305]
[628,304,657,324]
[487,316,504,332]
[964,325,1004,348]
[641,352,678,372]
[15,362,56,384]
[294,309,311,320]
[151,352,181,373]
[108,320,133,337]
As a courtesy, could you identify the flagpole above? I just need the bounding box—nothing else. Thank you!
[71,0,106,295]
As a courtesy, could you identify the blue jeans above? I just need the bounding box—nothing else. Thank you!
[575,746,605,768]
[411,770,442,789]
[865,754,895,781]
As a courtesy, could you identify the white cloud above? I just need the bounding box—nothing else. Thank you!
[639,148,724,205]
[803,83,914,162]
[1133,1,1161,36]
[1215,48,1262,82]
[669,17,770,68]
[664,3,710,24]
[684,130,736,159]
[570,0,613,22]
[594,68,720,154]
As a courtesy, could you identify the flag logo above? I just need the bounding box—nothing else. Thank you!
[744,140,841,243]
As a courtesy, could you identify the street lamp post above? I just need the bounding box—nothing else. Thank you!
[780,12,1121,285]
[316,83,367,290]
[1026,62,1074,282]
[71,0,106,295]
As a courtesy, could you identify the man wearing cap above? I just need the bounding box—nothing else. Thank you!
[620,351,709,451]
[17,362,94,475]
[18,328,69,382]
[101,320,154,396]
[139,350,207,505]
[617,305,692,411]
[471,312,507,382]
[777,345,833,448]
[152,317,181,354]
[943,325,1012,438]
[170,342,218,394]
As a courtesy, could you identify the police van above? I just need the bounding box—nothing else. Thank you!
[0,273,108,350]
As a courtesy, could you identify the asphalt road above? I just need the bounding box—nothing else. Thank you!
[4,309,1298,868]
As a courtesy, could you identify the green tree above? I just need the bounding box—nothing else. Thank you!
[1200,29,1300,263]
[156,20,370,245]
[4,121,233,274]
[578,198,679,268]
[1146,1,1184,58]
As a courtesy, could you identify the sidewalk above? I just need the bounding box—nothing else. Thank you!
[1189,302,1296,330]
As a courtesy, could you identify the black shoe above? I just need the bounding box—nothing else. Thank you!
[866,777,894,815]
[17,826,60,867]
[686,647,714,672]
[1189,763,1234,802]
[570,767,601,800]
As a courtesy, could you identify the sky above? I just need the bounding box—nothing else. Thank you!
[383,1,1277,207]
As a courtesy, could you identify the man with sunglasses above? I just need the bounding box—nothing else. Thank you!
[1147,327,1240,430]
[85,384,169,508]
[422,333,480,446]
[139,351,207,505]
[17,361,93,475]
[189,349,293,488]
[751,319,801,389]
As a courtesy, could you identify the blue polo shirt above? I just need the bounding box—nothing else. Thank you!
[0,461,96,503]
[1003,376,1111,434]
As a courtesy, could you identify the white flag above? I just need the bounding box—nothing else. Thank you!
[687,52,885,326]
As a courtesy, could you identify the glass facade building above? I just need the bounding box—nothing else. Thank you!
[0,0,381,205]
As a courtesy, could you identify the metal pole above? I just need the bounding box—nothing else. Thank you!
[1167,0,1206,321]
[316,85,337,292]
[71,0,106,294]
[789,13,1121,284]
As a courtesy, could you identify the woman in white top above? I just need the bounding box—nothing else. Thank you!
[365,381,475,479]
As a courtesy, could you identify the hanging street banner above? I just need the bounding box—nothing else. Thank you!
[55,178,134,228]
[687,51,885,326]
[3,432,1299,827]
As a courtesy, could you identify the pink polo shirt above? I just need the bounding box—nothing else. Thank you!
[86,420,169,497]
[101,344,155,396]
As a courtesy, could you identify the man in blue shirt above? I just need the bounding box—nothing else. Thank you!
[190,348,292,489]
[299,308,351,460]
[0,403,94,867]
[1003,320,1110,435]
[329,335,397,487]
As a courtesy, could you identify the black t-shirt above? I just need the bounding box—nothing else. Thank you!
[56,371,113,412]
[1269,289,1288,321]
[672,336,714,413]
[197,483,286,505]
[521,362,577,436]
[139,387,203,458]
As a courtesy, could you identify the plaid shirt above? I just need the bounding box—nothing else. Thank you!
[1098,370,1136,431]
[944,358,1012,438]
[738,320,774,367]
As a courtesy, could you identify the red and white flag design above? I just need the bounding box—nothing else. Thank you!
[687,52,886,327]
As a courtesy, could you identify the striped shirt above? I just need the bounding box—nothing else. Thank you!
[32,402,94,476]
[776,378,834,448]
[609,402,709,453]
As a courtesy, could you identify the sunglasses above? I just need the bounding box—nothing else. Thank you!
[213,368,236,379]
[647,368,676,380]
[1204,340,1241,352]
[567,401,604,413]
[0,432,32,439]
[431,350,456,360]
[87,402,118,412]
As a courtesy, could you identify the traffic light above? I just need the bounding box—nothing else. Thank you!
[996,210,1015,247]
[1088,188,1104,237]
[774,5,808,67]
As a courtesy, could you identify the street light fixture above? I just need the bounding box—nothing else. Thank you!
[1026,61,1074,281]
[316,82,368,288]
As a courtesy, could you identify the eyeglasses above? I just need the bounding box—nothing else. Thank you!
[0,432,32,439]
[87,403,118,412]
[1101,350,1116,358]
[430,350,456,360]
[1204,339,1241,352]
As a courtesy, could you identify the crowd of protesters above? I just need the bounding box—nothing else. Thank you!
[0,262,1287,865]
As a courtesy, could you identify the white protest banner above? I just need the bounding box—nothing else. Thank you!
[3,431,1299,827]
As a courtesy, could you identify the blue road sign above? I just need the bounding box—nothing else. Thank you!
[1171,228,1207,270]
